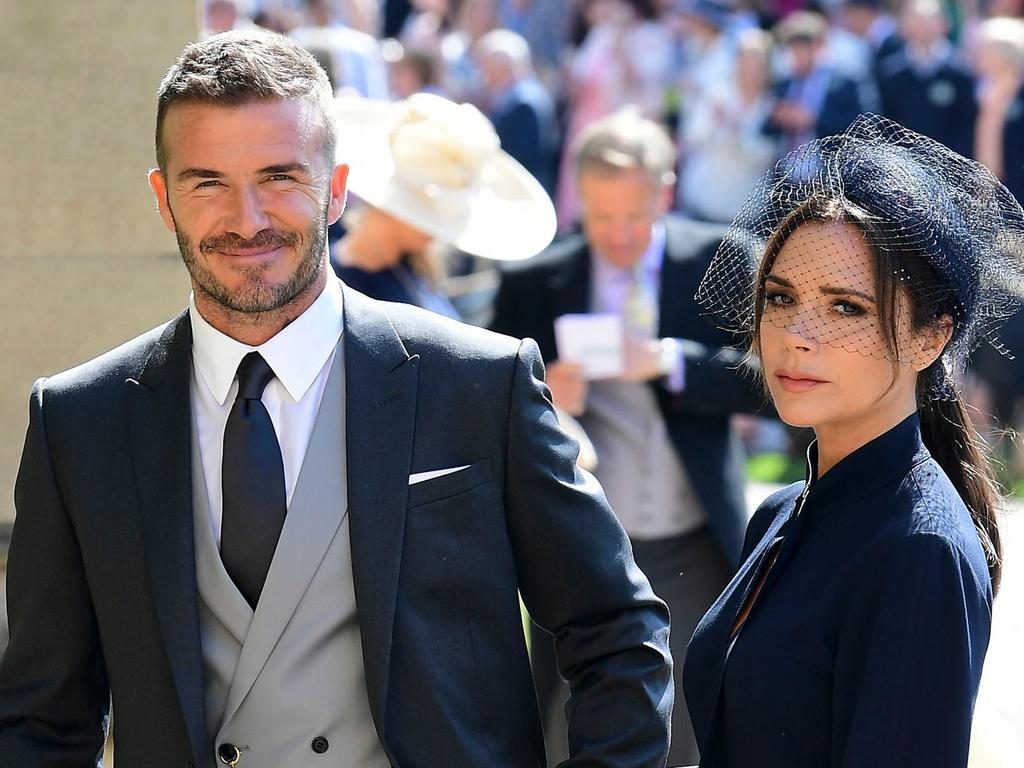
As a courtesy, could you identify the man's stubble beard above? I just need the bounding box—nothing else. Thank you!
[171,196,330,316]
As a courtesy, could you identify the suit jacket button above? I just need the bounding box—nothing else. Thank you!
[218,743,241,765]
[311,736,330,754]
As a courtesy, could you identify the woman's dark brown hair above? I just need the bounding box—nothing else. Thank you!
[752,196,1003,593]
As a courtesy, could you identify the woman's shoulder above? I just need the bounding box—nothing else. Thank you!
[867,458,993,590]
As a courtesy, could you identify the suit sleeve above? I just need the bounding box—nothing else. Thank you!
[503,339,673,768]
[831,533,991,767]
[665,338,770,417]
[0,379,109,767]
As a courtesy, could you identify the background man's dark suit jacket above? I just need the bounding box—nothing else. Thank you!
[490,216,765,566]
[0,286,672,767]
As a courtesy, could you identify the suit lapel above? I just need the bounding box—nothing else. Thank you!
[342,286,419,743]
[126,311,205,764]
[547,241,592,315]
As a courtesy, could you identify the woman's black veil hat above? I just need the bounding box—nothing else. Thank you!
[696,114,1024,399]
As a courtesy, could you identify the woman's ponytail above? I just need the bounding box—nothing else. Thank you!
[918,389,1003,594]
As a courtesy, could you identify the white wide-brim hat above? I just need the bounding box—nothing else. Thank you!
[334,93,556,261]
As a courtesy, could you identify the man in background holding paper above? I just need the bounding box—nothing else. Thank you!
[491,108,765,765]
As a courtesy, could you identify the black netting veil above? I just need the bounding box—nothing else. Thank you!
[696,114,1024,399]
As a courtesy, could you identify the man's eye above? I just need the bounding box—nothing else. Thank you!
[268,174,293,182]
[195,180,222,189]
[833,300,866,317]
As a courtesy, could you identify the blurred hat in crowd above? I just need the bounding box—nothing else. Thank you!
[774,11,829,45]
[676,0,733,31]
[334,92,556,261]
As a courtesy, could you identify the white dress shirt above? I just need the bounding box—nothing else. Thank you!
[190,277,345,544]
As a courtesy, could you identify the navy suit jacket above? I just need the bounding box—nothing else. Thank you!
[765,69,867,142]
[490,216,767,566]
[0,286,672,767]
[487,78,559,198]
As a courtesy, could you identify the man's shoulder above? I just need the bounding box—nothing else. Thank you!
[373,299,525,363]
[40,315,182,398]
[663,215,728,261]
[498,231,588,278]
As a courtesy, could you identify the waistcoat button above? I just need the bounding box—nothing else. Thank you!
[218,743,241,765]
[311,736,330,754]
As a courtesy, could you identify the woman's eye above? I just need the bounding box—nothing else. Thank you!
[833,300,865,317]
[764,291,793,307]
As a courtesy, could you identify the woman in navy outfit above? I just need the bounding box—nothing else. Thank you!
[683,115,1024,767]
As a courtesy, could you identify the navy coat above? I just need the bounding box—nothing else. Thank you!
[684,413,993,766]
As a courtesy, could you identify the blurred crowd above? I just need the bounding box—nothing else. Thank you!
[205,0,1024,485]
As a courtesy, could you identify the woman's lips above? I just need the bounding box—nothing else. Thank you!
[775,371,828,393]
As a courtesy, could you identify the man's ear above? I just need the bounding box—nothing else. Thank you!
[327,163,350,225]
[913,315,954,371]
[148,168,176,232]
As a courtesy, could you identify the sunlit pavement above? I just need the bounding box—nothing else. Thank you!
[747,483,1023,768]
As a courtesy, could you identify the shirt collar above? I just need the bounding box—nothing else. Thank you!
[189,276,345,406]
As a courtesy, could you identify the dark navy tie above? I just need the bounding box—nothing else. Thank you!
[221,352,287,609]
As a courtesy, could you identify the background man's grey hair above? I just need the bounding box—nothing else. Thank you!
[155,30,337,172]
[474,29,534,77]
[572,108,677,188]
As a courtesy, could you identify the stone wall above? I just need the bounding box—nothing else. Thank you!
[0,3,199,526]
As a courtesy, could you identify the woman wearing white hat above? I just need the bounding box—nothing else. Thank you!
[330,92,556,320]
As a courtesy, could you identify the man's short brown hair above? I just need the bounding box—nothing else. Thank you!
[155,30,336,171]
[572,107,677,188]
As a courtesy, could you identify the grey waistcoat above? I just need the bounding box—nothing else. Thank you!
[580,379,707,540]
[190,346,390,767]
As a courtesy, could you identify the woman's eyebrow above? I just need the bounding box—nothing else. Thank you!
[820,286,876,303]
[764,274,793,287]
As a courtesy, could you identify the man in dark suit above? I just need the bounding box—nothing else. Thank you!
[765,11,869,153]
[876,0,976,158]
[474,28,559,199]
[0,31,672,768]
[490,109,764,765]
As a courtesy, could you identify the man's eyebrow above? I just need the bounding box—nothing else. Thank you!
[258,162,312,175]
[177,168,223,181]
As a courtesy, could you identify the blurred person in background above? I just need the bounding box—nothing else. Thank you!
[877,0,976,157]
[497,0,576,90]
[289,0,390,97]
[491,109,765,766]
[765,11,869,153]
[438,0,502,100]
[555,0,674,229]
[332,92,556,319]
[473,29,559,197]
[836,0,904,75]
[678,27,777,223]
[381,38,445,97]
[671,0,738,114]
[205,0,256,34]
[974,15,1024,204]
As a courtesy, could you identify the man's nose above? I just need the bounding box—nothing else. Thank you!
[224,185,271,239]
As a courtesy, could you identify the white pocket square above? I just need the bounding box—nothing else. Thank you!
[408,466,471,485]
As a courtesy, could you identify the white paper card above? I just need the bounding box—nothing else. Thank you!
[554,313,623,379]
